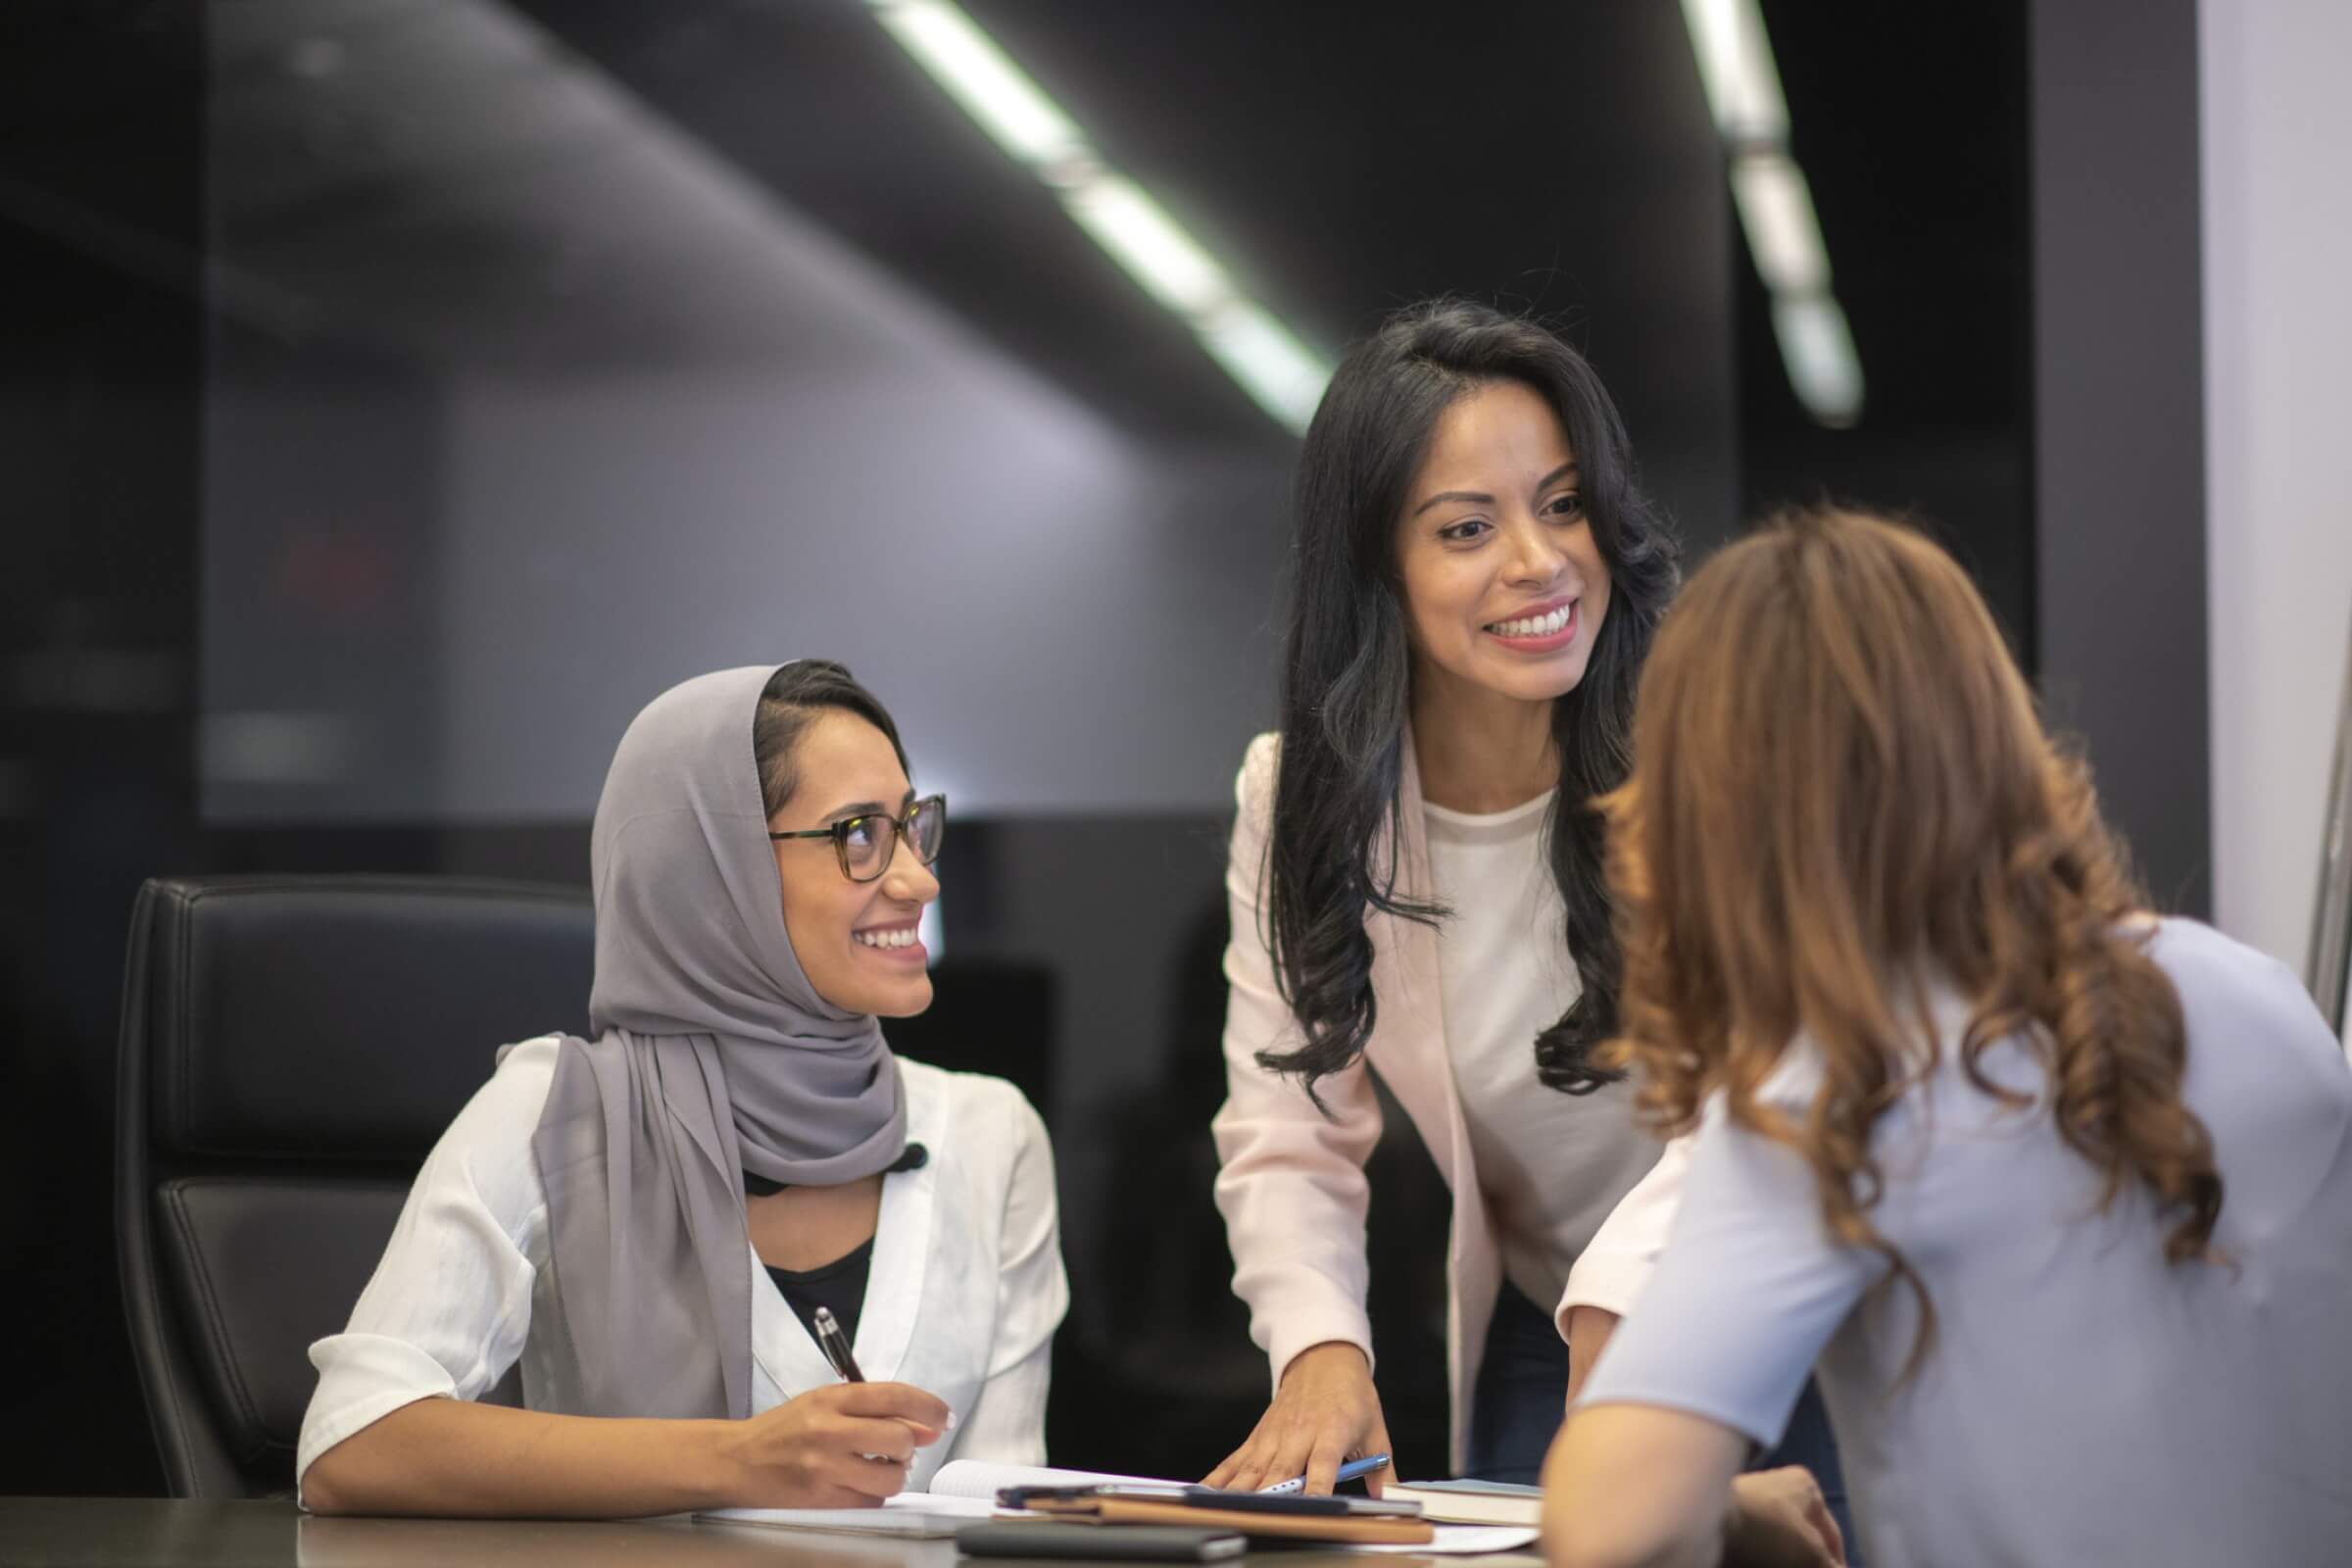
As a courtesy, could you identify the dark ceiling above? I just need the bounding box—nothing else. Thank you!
[494,0,2026,442]
[10,1,2031,464]
[1753,0,2030,435]
[498,0,1733,447]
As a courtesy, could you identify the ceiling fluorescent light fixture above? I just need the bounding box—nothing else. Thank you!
[1728,153,1830,295]
[873,0,1082,165]
[1061,175,1232,316]
[866,0,1330,434]
[1198,300,1329,434]
[1680,0,1788,146]
[1679,0,1863,427]
[1772,295,1863,428]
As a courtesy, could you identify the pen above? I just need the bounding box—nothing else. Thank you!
[1259,1452,1390,1494]
[811,1305,865,1383]
[814,1305,935,1471]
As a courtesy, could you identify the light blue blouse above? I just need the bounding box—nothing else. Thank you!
[1579,919,2352,1567]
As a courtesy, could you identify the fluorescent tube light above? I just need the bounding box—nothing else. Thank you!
[1060,175,1233,317]
[871,0,1083,167]
[1198,300,1329,434]
[867,0,1331,434]
[1772,295,1864,427]
[1679,0,1789,145]
[1679,0,1864,426]
[1729,152,1830,295]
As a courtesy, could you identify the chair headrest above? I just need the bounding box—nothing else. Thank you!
[133,876,593,1159]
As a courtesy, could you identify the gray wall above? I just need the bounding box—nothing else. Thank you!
[200,45,1299,822]
[435,364,1289,819]
[2032,0,2211,913]
[201,339,446,821]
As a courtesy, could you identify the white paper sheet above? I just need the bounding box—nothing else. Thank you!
[1347,1524,1543,1555]
[924,1459,1180,1500]
[697,1492,997,1538]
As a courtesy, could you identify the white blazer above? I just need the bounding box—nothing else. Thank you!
[297,1039,1067,1496]
[1210,732,1688,1471]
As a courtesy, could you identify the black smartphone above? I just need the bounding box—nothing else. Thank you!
[956,1521,1247,1561]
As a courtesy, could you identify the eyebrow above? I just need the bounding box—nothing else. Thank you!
[821,789,916,824]
[1410,461,1581,518]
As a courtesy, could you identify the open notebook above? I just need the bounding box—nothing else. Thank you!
[698,1460,1172,1538]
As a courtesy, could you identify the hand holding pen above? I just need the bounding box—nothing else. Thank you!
[812,1306,865,1383]
[810,1305,961,1482]
[711,1377,950,1508]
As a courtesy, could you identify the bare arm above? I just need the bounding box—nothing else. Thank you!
[302,1381,949,1518]
[1541,1403,1839,1568]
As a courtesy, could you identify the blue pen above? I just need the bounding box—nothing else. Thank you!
[1259,1452,1391,1495]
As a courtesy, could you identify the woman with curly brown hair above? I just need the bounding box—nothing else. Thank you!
[1541,510,2352,1568]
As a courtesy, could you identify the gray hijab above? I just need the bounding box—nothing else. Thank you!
[527,663,907,1419]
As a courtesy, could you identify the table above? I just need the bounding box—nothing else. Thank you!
[0,1498,1539,1567]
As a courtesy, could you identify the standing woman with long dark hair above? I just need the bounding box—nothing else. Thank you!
[1203,301,1845,1518]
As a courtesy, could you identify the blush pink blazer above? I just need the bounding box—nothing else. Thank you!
[1210,732,1686,1472]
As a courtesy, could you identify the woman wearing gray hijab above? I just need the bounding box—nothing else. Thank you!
[297,662,1068,1516]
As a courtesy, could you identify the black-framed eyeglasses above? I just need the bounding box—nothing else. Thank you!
[768,794,946,883]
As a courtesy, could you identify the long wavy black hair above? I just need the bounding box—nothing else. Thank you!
[1259,299,1679,1099]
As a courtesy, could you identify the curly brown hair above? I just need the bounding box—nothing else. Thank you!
[1601,507,2224,1373]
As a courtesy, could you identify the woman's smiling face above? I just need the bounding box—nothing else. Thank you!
[1394,377,1613,708]
[766,710,939,1018]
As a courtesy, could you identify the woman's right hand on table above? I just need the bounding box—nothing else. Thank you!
[1725,1466,1846,1566]
[712,1381,952,1508]
[1203,1341,1392,1497]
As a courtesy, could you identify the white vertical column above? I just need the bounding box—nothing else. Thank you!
[2201,0,2352,969]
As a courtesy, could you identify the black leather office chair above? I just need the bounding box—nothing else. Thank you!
[114,875,594,1497]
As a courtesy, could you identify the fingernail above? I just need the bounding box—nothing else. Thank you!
[946,1409,959,1431]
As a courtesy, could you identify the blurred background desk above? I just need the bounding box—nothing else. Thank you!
[0,1498,1543,1568]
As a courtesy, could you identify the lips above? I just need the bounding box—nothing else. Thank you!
[1486,601,1575,639]
[1483,597,1580,650]
[853,922,922,955]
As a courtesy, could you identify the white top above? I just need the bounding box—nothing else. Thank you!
[297,1040,1068,1495]
[1422,792,1664,1309]
[1580,918,2352,1566]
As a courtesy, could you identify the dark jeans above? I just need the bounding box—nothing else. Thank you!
[1463,1283,1858,1561]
